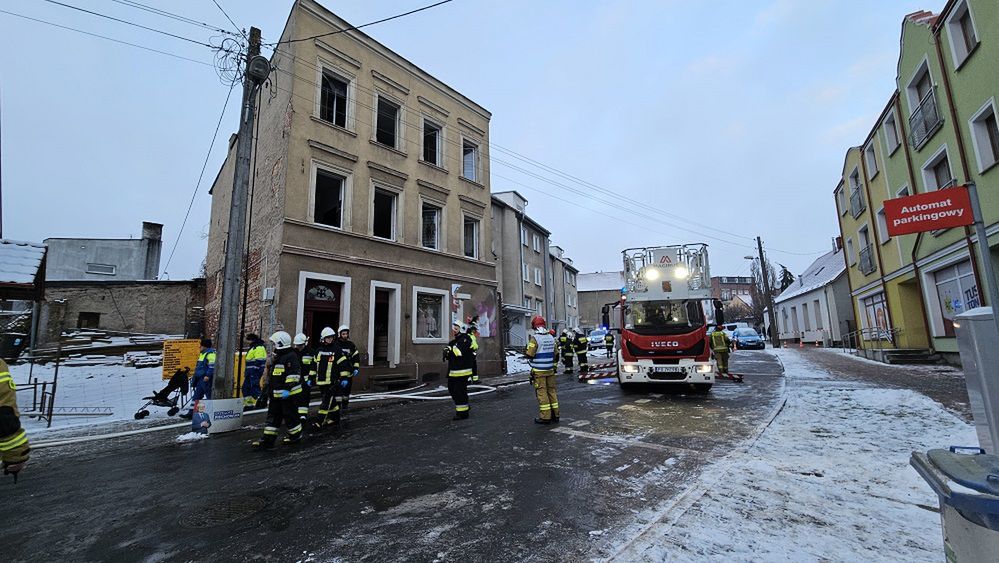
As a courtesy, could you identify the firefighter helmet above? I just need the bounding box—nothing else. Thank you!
[269,331,292,350]
[452,320,467,332]
[337,325,350,337]
[531,316,546,329]
[320,327,335,340]
[293,333,308,346]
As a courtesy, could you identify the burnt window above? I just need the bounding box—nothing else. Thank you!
[376,96,400,148]
[314,169,344,228]
[423,119,442,165]
[372,189,396,240]
[77,312,100,329]
[320,71,348,128]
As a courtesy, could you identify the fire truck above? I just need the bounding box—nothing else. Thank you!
[616,244,723,393]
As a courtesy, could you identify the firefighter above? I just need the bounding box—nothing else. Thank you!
[313,326,337,430]
[604,330,615,358]
[573,327,589,374]
[559,329,575,374]
[467,318,480,384]
[181,339,216,419]
[330,325,360,427]
[526,316,559,424]
[444,320,474,420]
[293,333,316,428]
[252,331,304,448]
[711,325,733,375]
[1,359,29,481]
[243,333,268,409]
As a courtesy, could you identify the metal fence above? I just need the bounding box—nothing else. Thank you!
[909,88,944,149]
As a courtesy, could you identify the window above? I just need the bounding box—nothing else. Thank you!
[462,139,479,182]
[781,307,789,333]
[922,149,955,191]
[876,208,890,243]
[77,312,100,329]
[861,292,891,337]
[372,189,396,240]
[320,69,349,128]
[463,216,479,259]
[86,263,116,276]
[907,63,943,149]
[413,287,448,342]
[970,100,999,172]
[849,170,865,218]
[864,144,878,179]
[790,306,799,333]
[933,261,979,337]
[421,203,440,250]
[422,118,442,166]
[521,226,528,246]
[523,296,532,309]
[836,186,847,216]
[846,238,856,265]
[314,168,345,228]
[946,1,979,67]
[522,263,530,282]
[376,96,401,148]
[532,234,540,253]
[802,302,811,331]
[721,289,732,300]
[534,267,542,286]
[813,299,823,330]
[536,299,543,316]
[897,186,910,198]
[884,112,901,154]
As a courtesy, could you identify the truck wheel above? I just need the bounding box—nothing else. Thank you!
[691,384,712,394]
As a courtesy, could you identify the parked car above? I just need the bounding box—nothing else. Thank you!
[588,328,608,350]
[732,328,765,350]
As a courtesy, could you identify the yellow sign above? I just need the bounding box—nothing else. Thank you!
[162,339,201,380]
[232,352,247,396]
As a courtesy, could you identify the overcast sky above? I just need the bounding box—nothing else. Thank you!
[2,0,931,280]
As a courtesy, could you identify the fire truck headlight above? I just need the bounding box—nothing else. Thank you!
[674,265,690,279]
[643,268,661,282]
[697,364,713,373]
[622,364,640,373]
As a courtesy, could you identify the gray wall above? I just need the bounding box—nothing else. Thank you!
[579,289,620,329]
[44,222,162,281]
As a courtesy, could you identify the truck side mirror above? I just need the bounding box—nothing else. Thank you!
[714,299,725,325]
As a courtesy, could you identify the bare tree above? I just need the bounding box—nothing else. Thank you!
[749,259,779,325]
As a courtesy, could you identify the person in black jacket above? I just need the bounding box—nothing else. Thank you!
[330,325,360,427]
[252,331,304,449]
[444,321,474,420]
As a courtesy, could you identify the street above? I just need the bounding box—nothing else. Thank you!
[3,351,784,563]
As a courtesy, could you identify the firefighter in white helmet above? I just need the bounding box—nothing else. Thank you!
[313,326,338,430]
[252,331,304,448]
[330,324,360,427]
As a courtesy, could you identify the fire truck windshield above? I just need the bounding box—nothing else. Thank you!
[626,300,705,335]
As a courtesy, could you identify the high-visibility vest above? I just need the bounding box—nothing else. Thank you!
[711,330,730,352]
[527,332,557,375]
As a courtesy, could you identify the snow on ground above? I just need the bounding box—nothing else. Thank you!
[826,347,962,373]
[614,347,977,562]
[10,359,170,436]
[504,348,614,374]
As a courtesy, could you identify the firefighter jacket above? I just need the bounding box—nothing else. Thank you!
[295,346,317,383]
[574,334,589,355]
[0,360,29,467]
[558,334,574,356]
[604,333,614,346]
[445,333,474,378]
[194,348,217,382]
[526,331,557,376]
[333,339,360,378]
[245,340,268,384]
[269,350,303,399]
[710,330,732,352]
[315,342,337,385]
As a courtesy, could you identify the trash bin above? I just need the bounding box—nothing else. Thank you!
[911,447,999,562]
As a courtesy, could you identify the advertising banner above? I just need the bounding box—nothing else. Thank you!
[162,339,200,381]
[884,186,974,236]
[205,398,245,434]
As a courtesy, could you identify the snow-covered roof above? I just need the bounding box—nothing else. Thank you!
[0,239,47,285]
[578,271,624,292]
[731,294,753,308]
[775,249,845,304]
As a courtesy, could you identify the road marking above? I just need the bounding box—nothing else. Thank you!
[596,412,616,418]
[634,399,651,404]
[550,427,706,456]
[569,420,591,427]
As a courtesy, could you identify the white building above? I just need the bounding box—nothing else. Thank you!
[772,248,855,346]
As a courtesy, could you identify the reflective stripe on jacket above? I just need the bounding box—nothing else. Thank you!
[446,333,474,377]
[195,349,217,380]
[526,332,557,375]
[0,360,29,465]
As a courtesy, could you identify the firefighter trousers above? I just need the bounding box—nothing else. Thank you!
[332,377,353,424]
[447,376,470,418]
[533,373,559,421]
[714,350,730,374]
[576,353,589,373]
[316,383,339,426]
[260,397,302,446]
[562,352,574,372]
[297,381,311,423]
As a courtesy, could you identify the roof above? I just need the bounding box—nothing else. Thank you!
[731,294,754,308]
[0,239,47,285]
[775,249,846,304]
[578,271,624,292]
[490,195,552,236]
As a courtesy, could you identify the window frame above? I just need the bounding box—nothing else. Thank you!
[920,145,955,191]
[883,111,901,156]
[945,0,979,70]
[521,226,529,247]
[86,263,116,276]
[373,92,405,151]
[876,207,891,244]
[461,136,481,183]
[315,60,355,131]
[968,97,999,174]
[412,286,450,344]
[421,116,444,168]
[846,237,856,266]
[462,213,480,260]
[522,263,530,282]
[371,184,400,241]
[534,267,542,286]
[309,160,352,230]
[864,143,879,179]
[420,199,443,251]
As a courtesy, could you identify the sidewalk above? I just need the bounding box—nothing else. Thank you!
[799,347,971,421]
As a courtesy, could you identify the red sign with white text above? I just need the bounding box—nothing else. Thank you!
[884,186,973,236]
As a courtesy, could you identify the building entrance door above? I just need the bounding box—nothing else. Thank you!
[304,279,342,344]
[372,289,390,364]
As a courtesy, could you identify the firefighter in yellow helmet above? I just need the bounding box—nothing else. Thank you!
[0,359,29,481]
[526,316,560,424]
[710,325,733,376]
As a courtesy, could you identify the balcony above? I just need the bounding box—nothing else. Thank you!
[850,188,866,218]
[859,244,877,275]
[909,89,944,150]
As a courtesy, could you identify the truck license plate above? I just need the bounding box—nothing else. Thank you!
[650,366,683,373]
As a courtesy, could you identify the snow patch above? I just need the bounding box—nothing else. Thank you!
[175,432,209,443]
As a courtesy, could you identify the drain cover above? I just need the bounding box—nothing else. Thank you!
[179,495,267,528]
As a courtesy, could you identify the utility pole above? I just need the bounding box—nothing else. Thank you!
[757,236,780,348]
[214,28,268,399]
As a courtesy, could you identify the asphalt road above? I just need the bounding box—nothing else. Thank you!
[3,350,784,563]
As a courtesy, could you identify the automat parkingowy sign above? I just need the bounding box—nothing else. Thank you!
[883,186,974,236]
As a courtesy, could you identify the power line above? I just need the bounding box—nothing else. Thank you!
[267,0,455,45]
[211,0,244,37]
[40,0,215,47]
[0,8,213,66]
[108,0,239,36]
[161,82,237,277]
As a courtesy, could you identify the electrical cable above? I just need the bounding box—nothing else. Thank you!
[267,0,455,45]
[40,0,215,47]
[108,0,239,36]
[211,0,245,38]
[0,8,213,66]
[161,82,237,277]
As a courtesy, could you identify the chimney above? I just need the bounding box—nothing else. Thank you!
[833,236,843,251]
[141,221,163,280]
